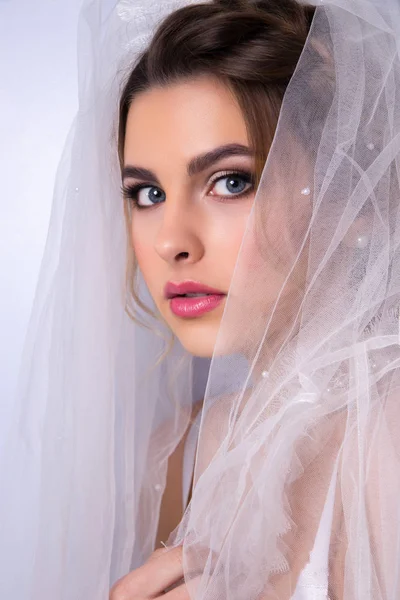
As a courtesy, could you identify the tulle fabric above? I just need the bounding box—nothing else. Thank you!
[1,0,400,599]
[174,2,400,598]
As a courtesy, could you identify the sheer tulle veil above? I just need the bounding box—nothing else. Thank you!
[1,0,400,598]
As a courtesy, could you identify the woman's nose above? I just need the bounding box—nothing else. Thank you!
[154,204,205,265]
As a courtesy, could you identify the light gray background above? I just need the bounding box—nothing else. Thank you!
[0,0,84,434]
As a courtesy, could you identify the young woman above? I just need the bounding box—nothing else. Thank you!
[1,0,400,599]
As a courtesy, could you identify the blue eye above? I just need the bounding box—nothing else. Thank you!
[136,186,166,207]
[211,173,252,197]
[122,184,166,208]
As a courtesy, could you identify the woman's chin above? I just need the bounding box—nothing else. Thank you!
[160,299,246,358]
[172,321,218,358]
[169,318,242,358]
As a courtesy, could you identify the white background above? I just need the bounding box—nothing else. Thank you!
[0,0,83,434]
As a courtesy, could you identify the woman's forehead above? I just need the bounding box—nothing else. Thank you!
[124,76,249,167]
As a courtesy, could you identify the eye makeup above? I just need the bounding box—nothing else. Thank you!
[121,169,255,210]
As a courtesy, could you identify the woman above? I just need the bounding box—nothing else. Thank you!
[113,1,321,595]
[1,0,400,598]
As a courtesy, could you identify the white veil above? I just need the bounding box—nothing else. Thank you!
[1,0,400,598]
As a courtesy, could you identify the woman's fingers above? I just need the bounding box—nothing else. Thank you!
[110,546,184,599]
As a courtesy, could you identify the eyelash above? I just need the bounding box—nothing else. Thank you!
[121,170,255,210]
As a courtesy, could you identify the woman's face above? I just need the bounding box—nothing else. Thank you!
[123,75,257,357]
[123,74,310,359]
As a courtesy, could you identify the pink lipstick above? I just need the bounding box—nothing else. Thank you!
[164,280,226,318]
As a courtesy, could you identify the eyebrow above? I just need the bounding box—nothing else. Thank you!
[122,143,254,183]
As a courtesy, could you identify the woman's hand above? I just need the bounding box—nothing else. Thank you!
[109,546,189,599]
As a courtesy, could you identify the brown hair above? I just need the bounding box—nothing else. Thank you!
[118,0,315,323]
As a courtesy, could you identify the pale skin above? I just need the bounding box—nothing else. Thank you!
[124,75,257,358]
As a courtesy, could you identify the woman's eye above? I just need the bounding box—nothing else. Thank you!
[136,186,166,207]
[209,173,253,197]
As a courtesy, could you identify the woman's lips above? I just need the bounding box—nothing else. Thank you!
[164,280,226,318]
[169,294,225,318]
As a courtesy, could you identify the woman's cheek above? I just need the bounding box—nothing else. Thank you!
[131,227,154,281]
